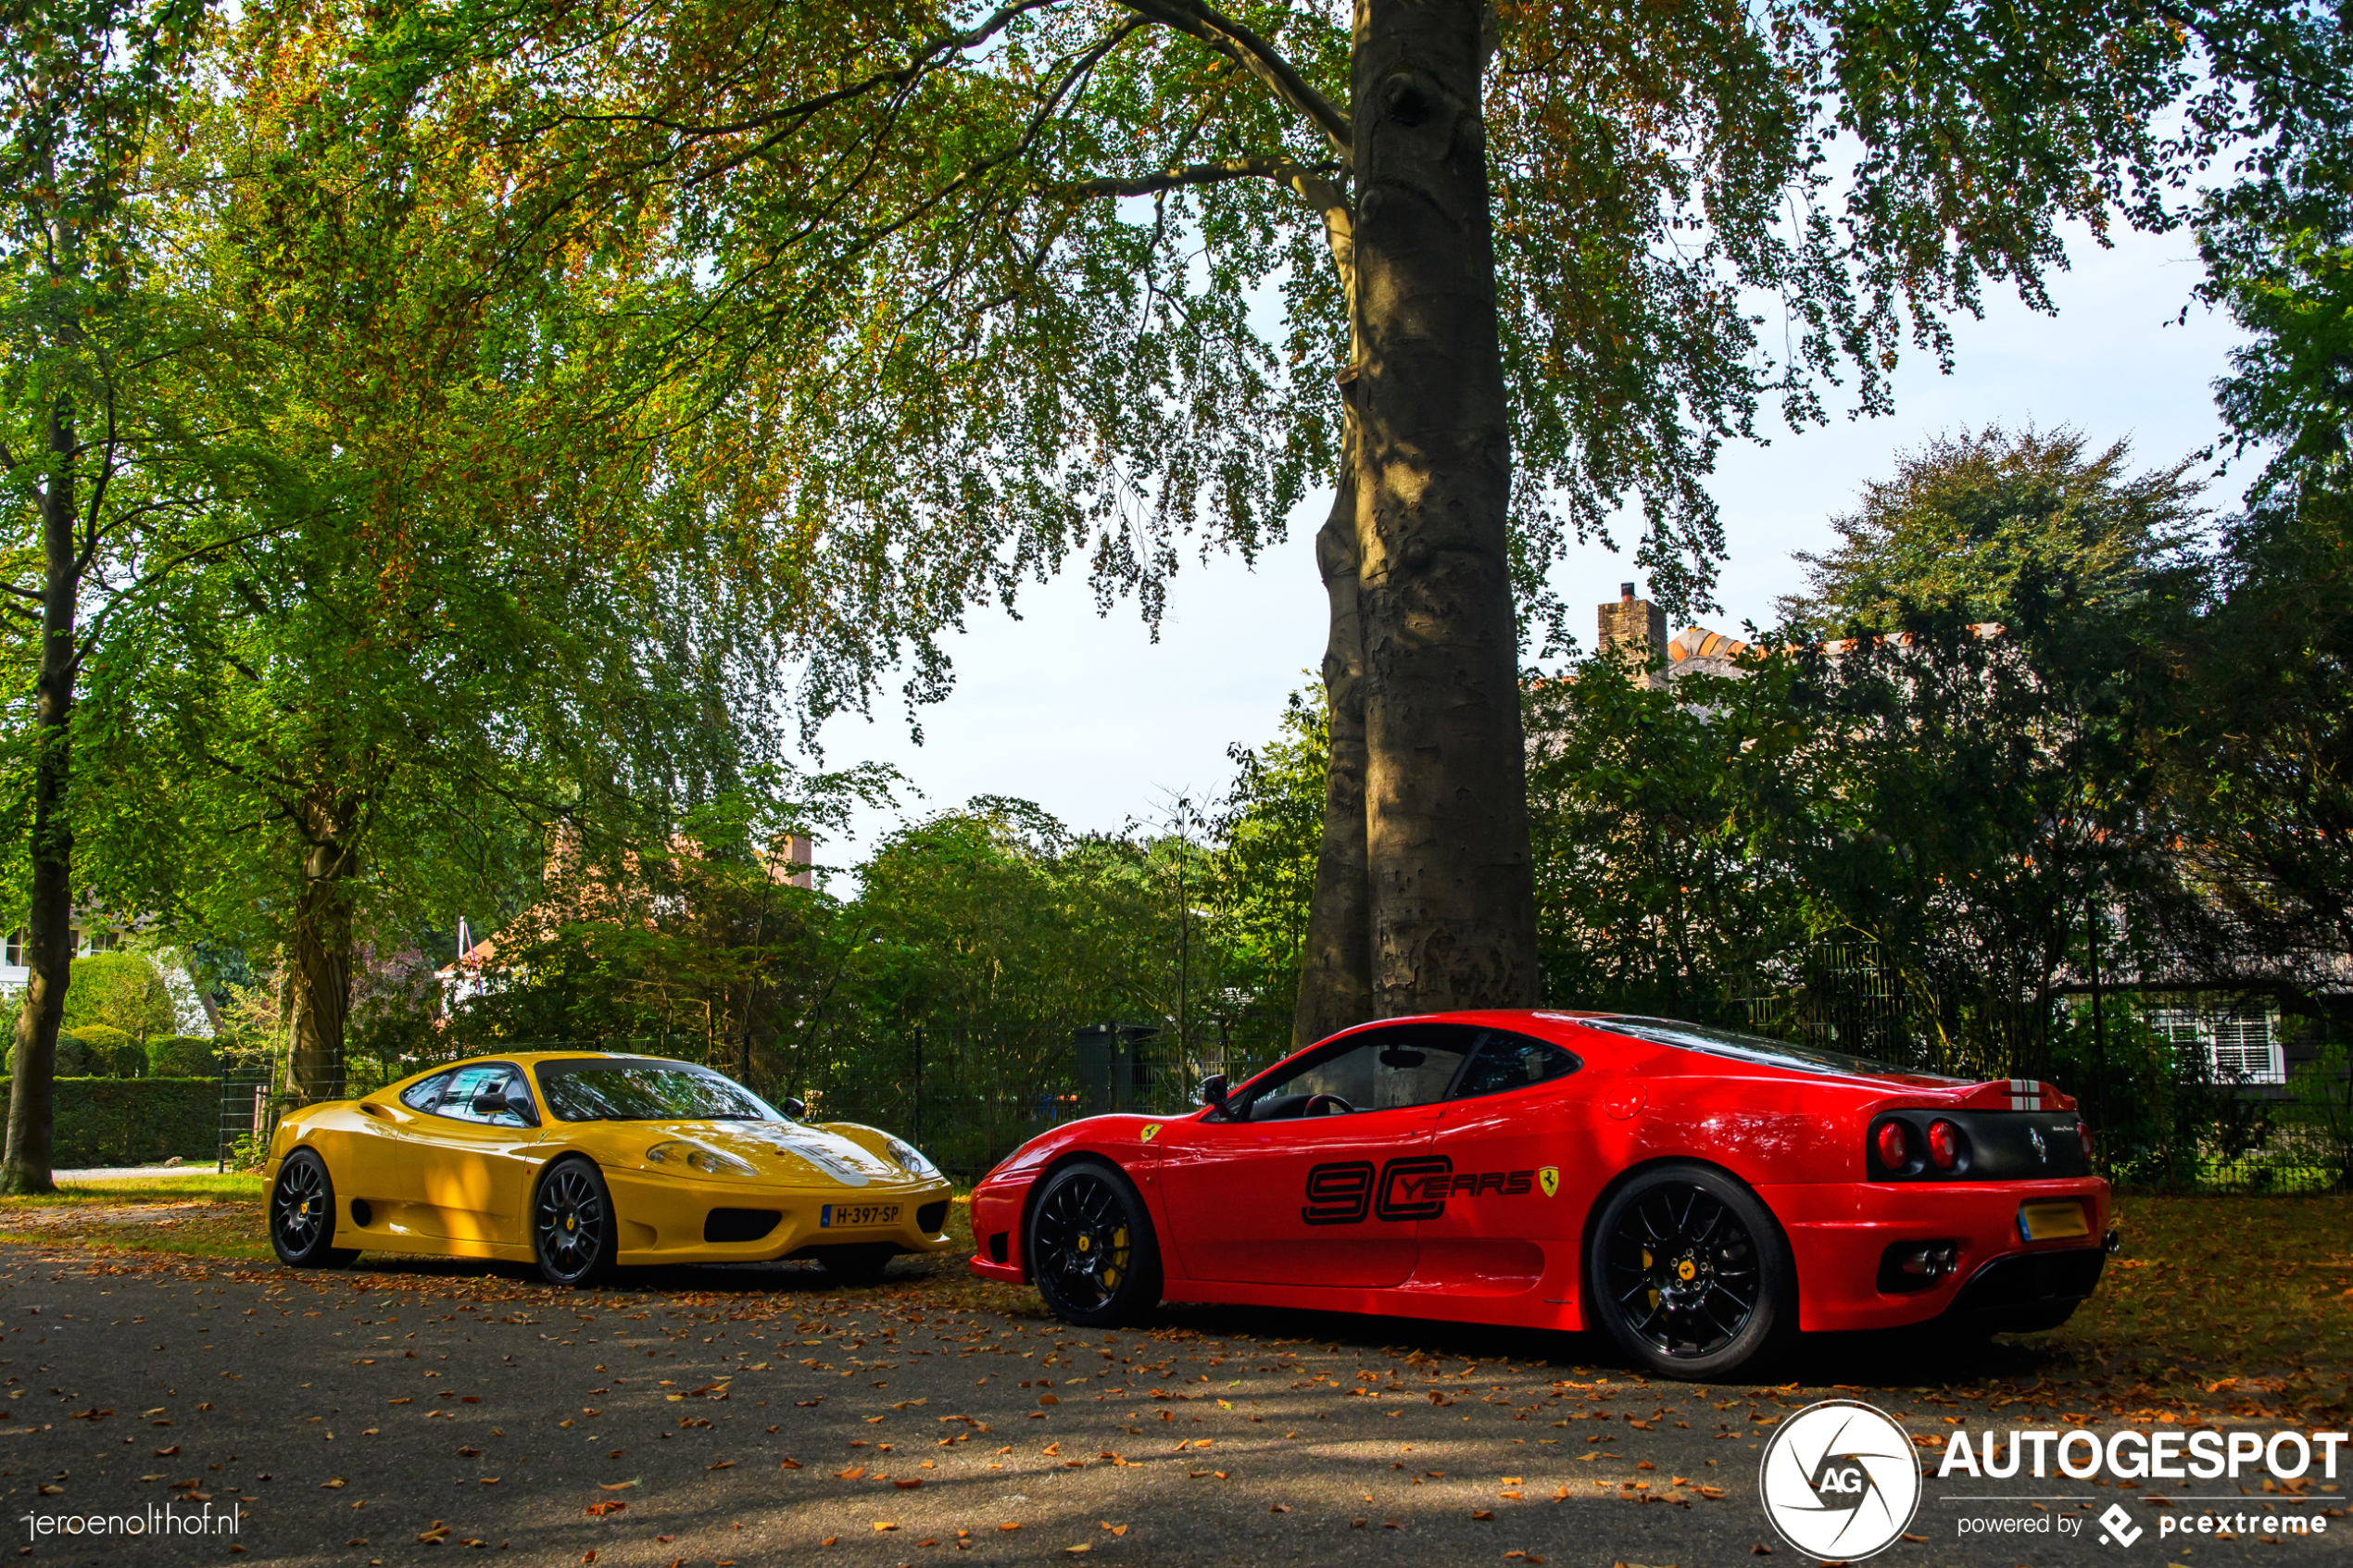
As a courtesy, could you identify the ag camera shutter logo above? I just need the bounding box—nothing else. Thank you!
[1758,1399,1922,1560]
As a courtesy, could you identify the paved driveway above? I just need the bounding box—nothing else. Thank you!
[0,1245,2338,1566]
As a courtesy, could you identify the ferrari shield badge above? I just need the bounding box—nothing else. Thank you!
[1538,1166,1560,1198]
[1140,1123,1162,1142]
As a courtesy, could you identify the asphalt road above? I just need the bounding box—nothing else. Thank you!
[0,1244,2340,1568]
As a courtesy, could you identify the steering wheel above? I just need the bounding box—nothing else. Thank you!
[1302,1093,1354,1117]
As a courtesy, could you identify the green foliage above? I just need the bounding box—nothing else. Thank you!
[0,1078,216,1167]
[144,1035,220,1078]
[1525,648,1817,1022]
[59,953,177,1041]
[1210,687,1327,1062]
[1780,426,2205,630]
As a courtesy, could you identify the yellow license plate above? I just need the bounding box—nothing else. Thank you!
[2019,1199,2089,1241]
[821,1202,900,1229]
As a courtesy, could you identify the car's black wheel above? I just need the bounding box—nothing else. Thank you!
[1586,1160,1792,1380]
[811,1243,897,1284]
[1028,1160,1162,1328]
[270,1150,359,1269]
[533,1157,618,1287]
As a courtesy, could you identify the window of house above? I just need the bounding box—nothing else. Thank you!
[4,932,19,968]
[2154,1006,2284,1085]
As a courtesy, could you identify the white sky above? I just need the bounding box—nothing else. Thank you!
[812,221,2249,870]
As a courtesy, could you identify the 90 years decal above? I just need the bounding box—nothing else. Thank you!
[1300,1157,1555,1224]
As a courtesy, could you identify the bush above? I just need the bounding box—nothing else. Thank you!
[145,1034,222,1078]
[59,952,178,1039]
[0,1078,217,1166]
[48,1033,90,1078]
[66,1024,143,1077]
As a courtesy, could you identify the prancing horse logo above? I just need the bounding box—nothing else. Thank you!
[1538,1166,1560,1198]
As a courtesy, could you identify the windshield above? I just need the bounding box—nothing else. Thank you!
[1579,1016,1965,1083]
[534,1059,785,1123]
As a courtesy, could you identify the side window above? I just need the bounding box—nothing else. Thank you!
[434,1064,535,1127]
[1242,1025,1479,1117]
[400,1072,452,1112]
[1449,1029,1582,1099]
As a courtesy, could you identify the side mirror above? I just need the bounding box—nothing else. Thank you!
[781,1097,809,1120]
[471,1092,509,1115]
[1197,1074,1228,1108]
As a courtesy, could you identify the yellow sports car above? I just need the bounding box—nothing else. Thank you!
[262,1052,955,1286]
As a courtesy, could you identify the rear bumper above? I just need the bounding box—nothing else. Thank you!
[1762,1176,2110,1332]
[1944,1245,2108,1332]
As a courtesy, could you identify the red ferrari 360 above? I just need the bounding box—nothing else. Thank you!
[967,1011,2115,1377]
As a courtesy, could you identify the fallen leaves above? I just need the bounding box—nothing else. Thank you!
[585,1501,626,1518]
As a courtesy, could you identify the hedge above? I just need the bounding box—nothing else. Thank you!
[0,1078,218,1168]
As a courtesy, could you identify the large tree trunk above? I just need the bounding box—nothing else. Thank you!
[1292,439,1375,1047]
[285,833,357,1100]
[1349,0,1539,1015]
[3,401,82,1195]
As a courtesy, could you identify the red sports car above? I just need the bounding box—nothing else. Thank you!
[967,1010,2114,1377]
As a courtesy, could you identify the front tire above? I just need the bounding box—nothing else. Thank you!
[270,1150,359,1269]
[1586,1160,1793,1380]
[533,1157,618,1287]
[1027,1160,1162,1328]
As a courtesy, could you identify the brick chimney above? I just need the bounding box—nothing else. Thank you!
[1598,581,1665,672]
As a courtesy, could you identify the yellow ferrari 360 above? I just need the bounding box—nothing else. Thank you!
[261,1052,955,1286]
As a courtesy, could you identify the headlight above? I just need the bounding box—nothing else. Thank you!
[883,1135,941,1181]
[646,1140,756,1177]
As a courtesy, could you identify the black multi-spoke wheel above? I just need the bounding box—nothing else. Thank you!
[270,1150,359,1269]
[1028,1160,1162,1327]
[1587,1162,1791,1379]
[533,1157,617,1287]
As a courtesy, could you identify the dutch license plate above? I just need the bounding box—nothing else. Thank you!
[821,1202,900,1230]
[2018,1199,2089,1241]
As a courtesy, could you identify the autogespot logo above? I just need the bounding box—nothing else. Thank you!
[1758,1399,1923,1561]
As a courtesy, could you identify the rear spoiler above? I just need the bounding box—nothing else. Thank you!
[1950,1079,2076,1112]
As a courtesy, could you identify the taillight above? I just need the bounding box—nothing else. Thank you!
[1927,1120,1961,1169]
[2078,1123,2095,1159]
[1874,1121,1909,1170]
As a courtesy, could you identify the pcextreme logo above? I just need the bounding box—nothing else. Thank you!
[1757,1399,1922,1562]
[1299,1157,1559,1225]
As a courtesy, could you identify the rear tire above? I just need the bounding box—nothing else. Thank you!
[533,1157,618,1287]
[270,1150,359,1269]
[1027,1160,1163,1328]
[1586,1160,1793,1380]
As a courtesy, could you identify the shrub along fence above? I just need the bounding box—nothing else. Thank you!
[0,1078,218,1168]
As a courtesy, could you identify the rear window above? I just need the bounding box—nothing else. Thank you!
[1580,1016,1964,1083]
[533,1059,783,1123]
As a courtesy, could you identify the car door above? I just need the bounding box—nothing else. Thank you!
[401,1063,545,1245]
[1153,1023,1478,1287]
[1416,1027,1586,1294]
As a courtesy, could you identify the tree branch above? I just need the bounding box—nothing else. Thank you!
[1109,0,1351,163]
[1044,154,1340,199]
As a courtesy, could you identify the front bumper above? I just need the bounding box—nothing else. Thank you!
[602,1168,957,1264]
[966,1173,1034,1284]
[1764,1175,2110,1333]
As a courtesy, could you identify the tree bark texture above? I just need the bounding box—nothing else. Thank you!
[286,830,357,1099]
[3,402,82,1195]
[1292,436,1375,1047]
[1350,0,1539,1015]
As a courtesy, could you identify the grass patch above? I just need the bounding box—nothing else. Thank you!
[0,1171,270,1260]
[2038,1192,2353,1414]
